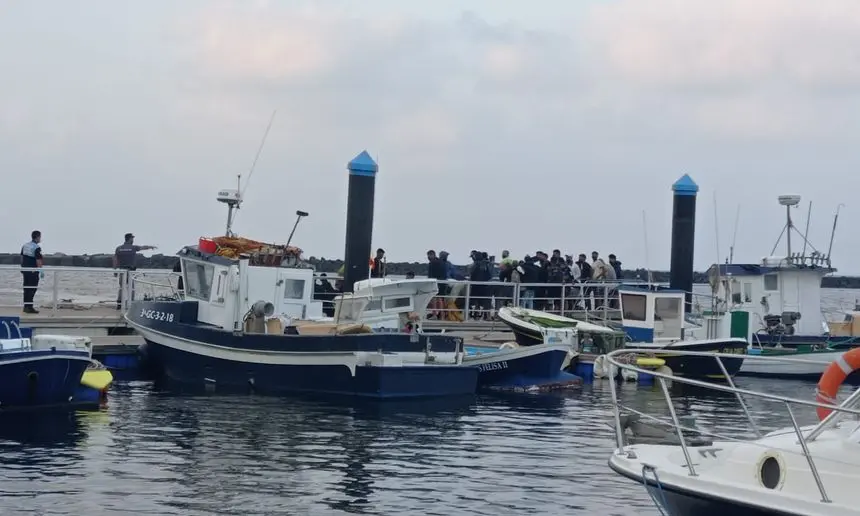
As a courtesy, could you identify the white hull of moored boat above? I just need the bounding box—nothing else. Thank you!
[739,349,844,378]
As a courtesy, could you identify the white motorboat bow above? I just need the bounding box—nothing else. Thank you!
[606,347,860,515]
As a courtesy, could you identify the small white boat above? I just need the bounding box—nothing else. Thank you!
[606,347,860,515]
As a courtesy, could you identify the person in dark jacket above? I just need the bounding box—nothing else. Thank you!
[576,253,594,310]
[427,250,447,318]
[547,249,569,312]
[469,251,493,319]
[608,254,623,279]
[314,273,338,317]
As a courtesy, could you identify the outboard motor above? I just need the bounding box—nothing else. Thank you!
[781,312,801,336]
[764,314,784,335]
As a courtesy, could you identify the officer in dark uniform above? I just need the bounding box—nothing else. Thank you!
[113,233,157,309]
[20,230,44,314]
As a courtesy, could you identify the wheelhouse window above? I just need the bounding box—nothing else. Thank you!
[383,297,412,311]
[184,261,215,301]
[283,279,306,300]
[621,293,647,321]
[764,274,779,291]
[654,297,681,321]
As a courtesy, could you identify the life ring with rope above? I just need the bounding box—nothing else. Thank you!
[815,348,860,420]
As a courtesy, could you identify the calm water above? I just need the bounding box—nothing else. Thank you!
[0,377,829,516]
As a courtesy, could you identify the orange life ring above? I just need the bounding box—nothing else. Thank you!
[815,348,860,420]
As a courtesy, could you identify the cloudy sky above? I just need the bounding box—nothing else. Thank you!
[2,0,859,272]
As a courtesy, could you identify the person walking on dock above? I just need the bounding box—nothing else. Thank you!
[114,233,157,310]
[20,230,43,314]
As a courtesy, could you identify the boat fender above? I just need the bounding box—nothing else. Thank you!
[654,365,674,386]
[816,348,860,420]
[755,451,785,490]
[593,355,618,379]
[636,357,666,369]
[499,342,518,350]
[228,268,240,292]
[562,350,578,371]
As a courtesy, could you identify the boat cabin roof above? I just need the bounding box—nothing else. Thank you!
[710,261,834,277]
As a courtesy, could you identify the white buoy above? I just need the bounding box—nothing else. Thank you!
[593,355,618,379]
[621,368,639,382]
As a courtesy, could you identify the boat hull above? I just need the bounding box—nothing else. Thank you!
[463,344,581,392]
[141,338,478,399]
[0,350,92,409]
[128,301,478,399]
[627,339,747,380]
[609,459,797,516]
[741,348,860,383]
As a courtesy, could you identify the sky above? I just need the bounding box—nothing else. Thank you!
[2,0,860,272]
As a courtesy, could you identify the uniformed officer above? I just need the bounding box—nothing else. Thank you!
[114,233,157,309]
[21,230,44,314]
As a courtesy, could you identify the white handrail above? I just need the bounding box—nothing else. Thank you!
[606,348,860,504]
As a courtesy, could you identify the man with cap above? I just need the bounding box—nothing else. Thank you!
[114,233,157,309]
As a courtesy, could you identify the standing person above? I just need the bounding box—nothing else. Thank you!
[370,248,386,278]
[426,250,447,319]
[114,233,157,310]
[20,230,44,314]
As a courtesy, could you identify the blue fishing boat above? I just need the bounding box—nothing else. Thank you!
[128,234,477,399]
[326,278,585,392]
[0,316,94,409]
[464,342,581,392]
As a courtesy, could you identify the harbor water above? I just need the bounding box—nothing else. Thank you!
[0,377,828,516]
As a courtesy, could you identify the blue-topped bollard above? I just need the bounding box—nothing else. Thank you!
[343,150,378,293]
[670,174,698,313]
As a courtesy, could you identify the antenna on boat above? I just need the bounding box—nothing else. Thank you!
[641,210,654,284]
[770,195,801,259]
[729,204,740,264]
[826,204,844,268]
[713,192,722,268]
[285,210,309,248]
[801,200,813,258]
[217,110,278,237]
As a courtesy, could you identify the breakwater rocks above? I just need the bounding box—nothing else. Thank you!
[1,253,858,289]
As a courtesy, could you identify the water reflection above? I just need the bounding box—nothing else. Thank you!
[0,377,830,515]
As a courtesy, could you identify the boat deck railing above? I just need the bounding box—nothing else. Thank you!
[0,265,720,324]
[606,348,860,504]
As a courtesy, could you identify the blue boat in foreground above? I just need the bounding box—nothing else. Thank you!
[0,316,94,410]
[464,343,581,392]
[128,236,478,400]
[324,277,585,393]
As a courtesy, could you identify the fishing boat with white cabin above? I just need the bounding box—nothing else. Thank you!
[607,347,860,516]
[700,195,858,380]
[617,286,748,379]
[127,191,478,399]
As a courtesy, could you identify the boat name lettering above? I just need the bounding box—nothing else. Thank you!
[697,448,723,458]
[719,347,746,355]
[140,309,175,322]
[477,361,508,372]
